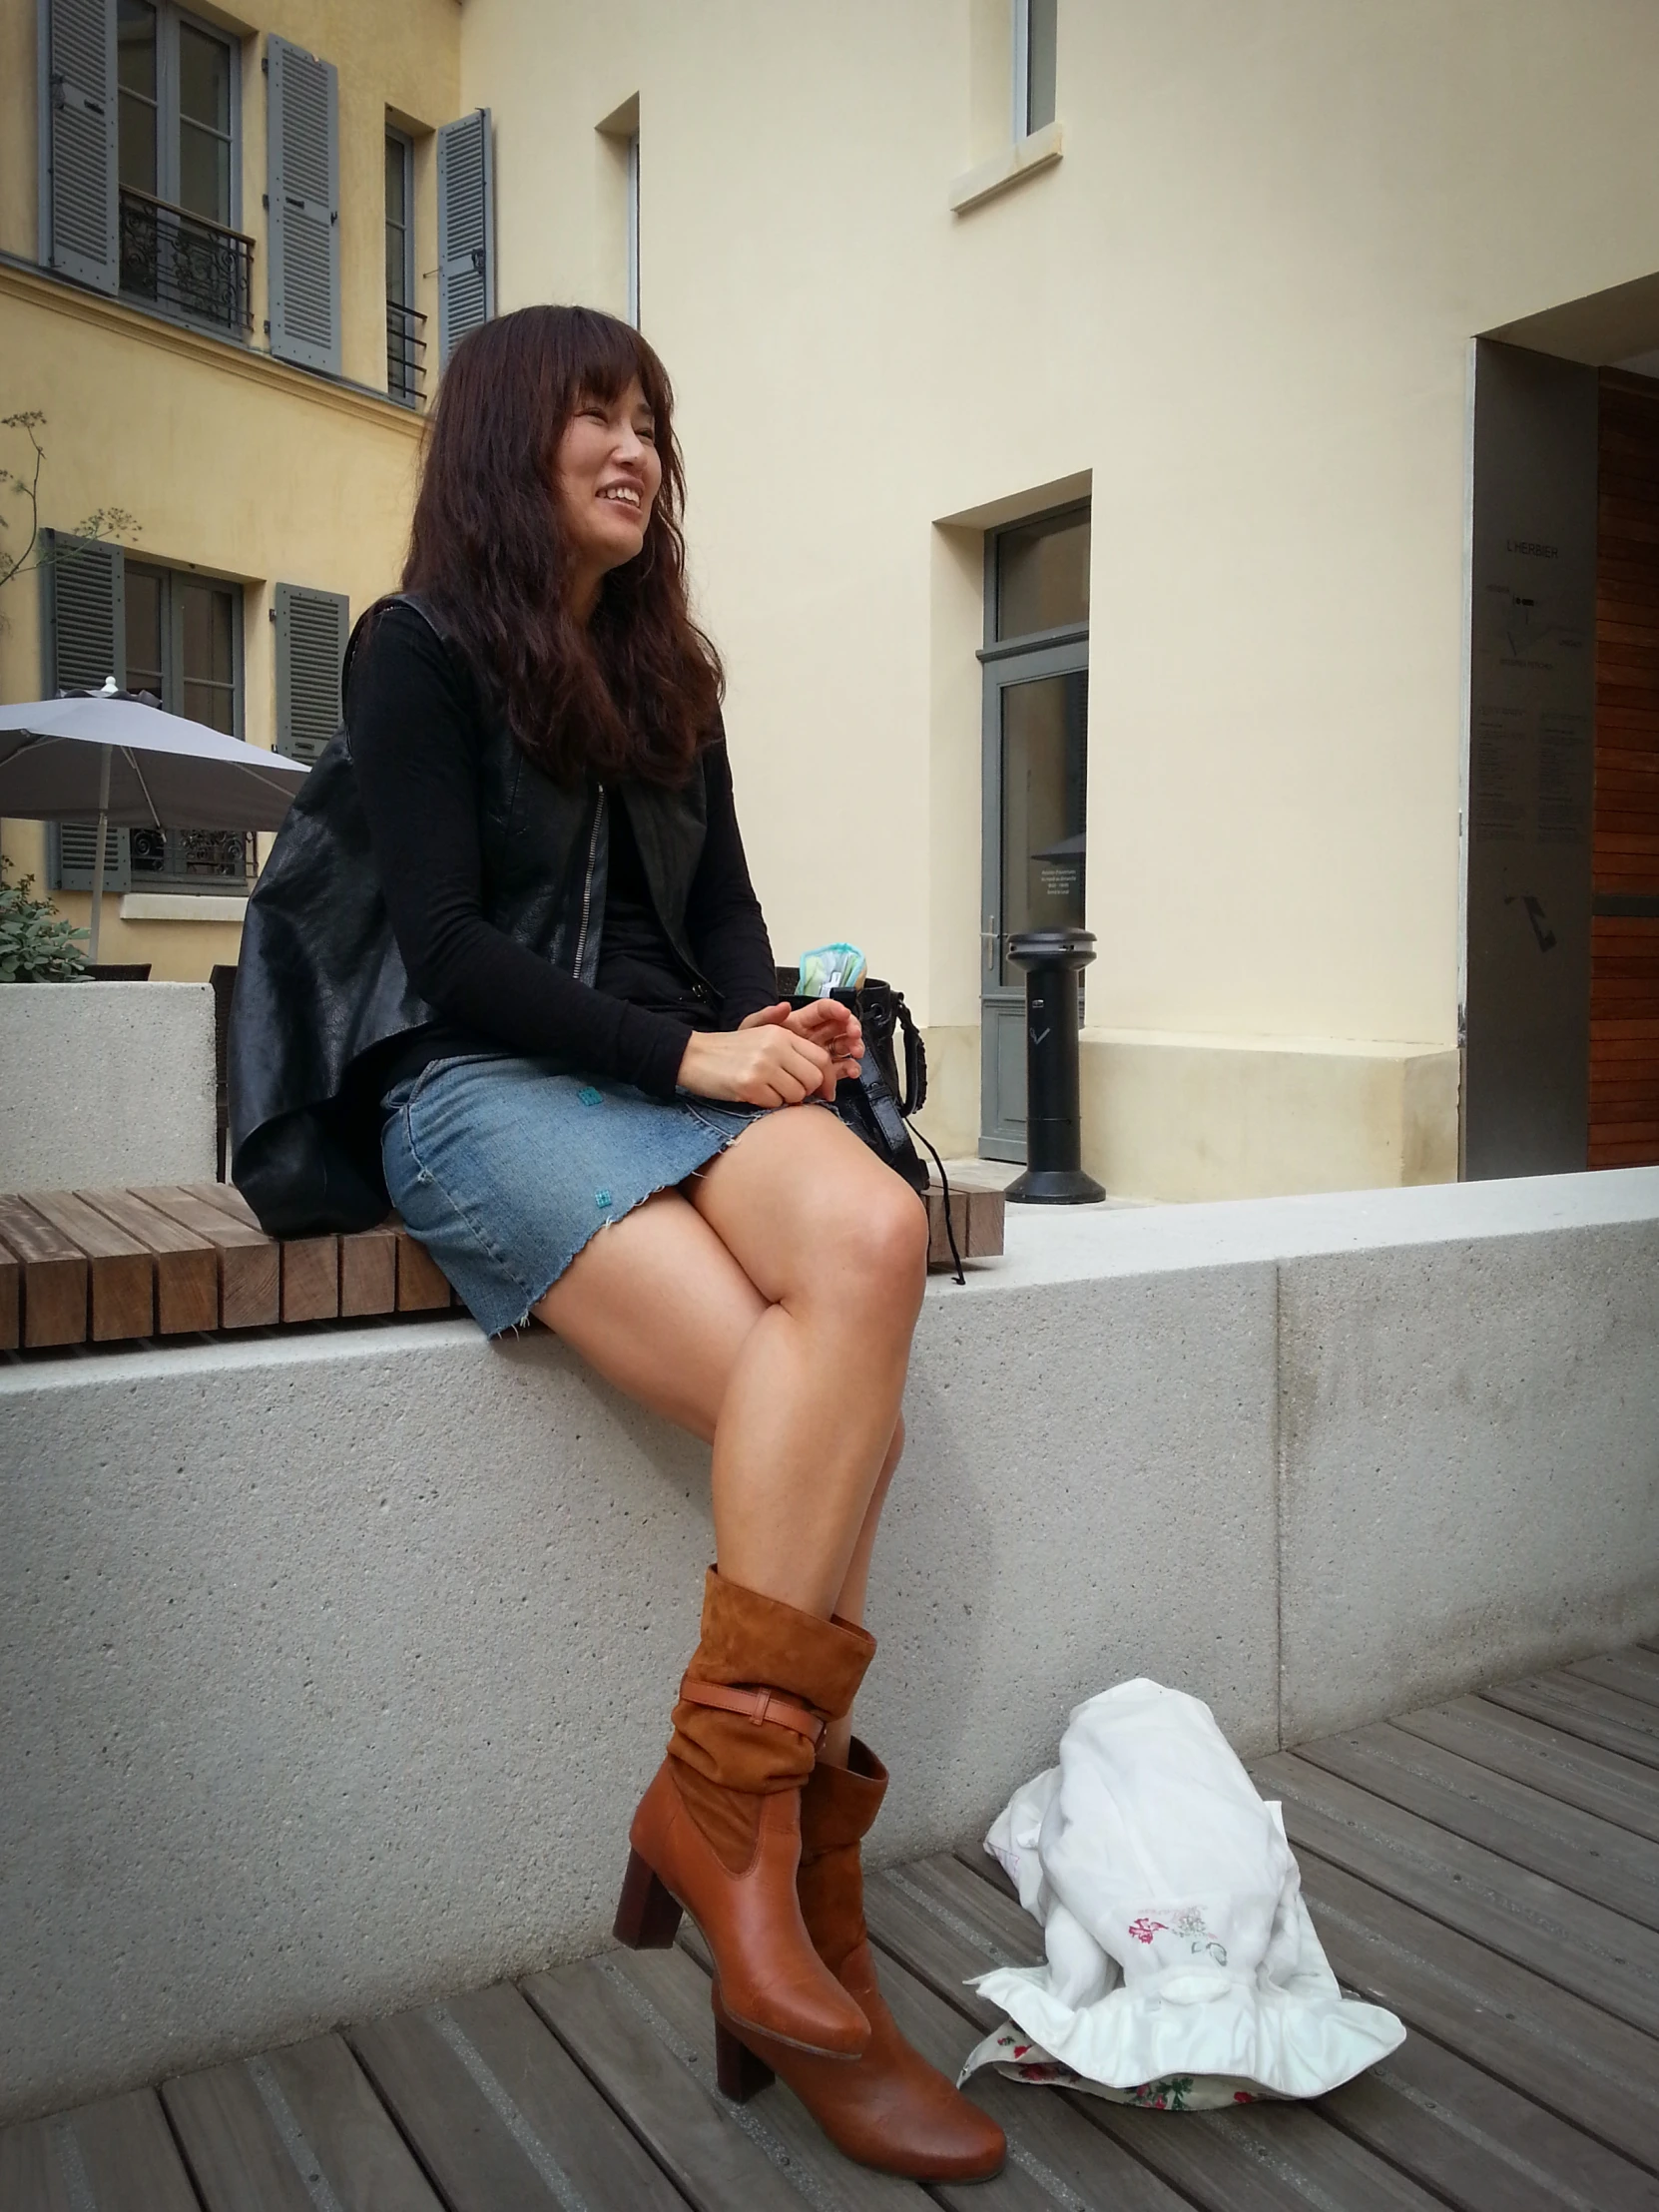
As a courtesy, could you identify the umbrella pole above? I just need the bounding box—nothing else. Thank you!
[88,743,112,967]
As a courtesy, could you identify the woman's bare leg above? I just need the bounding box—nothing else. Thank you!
[685,1108,926,1619]
[534,1109,926,1656]
[539,1114,928,1752]
[534,1186,768,1440]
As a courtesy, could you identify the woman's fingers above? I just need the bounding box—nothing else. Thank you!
[752,1026,829,1106]
[679,1017,842,1107]
[787,999,860,1046]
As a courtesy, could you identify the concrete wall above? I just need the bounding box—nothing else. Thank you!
[0,982,214,1190]
[2,1166,1655,2121]
[458,0,1659,1190]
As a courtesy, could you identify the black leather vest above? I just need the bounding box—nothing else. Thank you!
[228,598,710,1237]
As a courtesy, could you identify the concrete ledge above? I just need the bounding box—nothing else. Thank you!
[2,1167,1656,2119]
[0,981,215,1190]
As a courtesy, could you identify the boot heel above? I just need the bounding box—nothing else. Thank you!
[716,2019,775,2102]
[613,1849,684,1948]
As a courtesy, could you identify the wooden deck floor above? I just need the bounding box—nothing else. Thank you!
[7,1644,1659,2211]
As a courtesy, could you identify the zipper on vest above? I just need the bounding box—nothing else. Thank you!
[572,788,606,984]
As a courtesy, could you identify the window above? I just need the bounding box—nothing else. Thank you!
[49,548,251,893]
[385,126,425,403]
[115,1,251,333]
[994,506,1089,644]
[1013,0,1058,141]
[124,563,251,887]
[979,503,1090,1156]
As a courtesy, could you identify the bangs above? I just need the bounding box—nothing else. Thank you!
[567,313,667,421]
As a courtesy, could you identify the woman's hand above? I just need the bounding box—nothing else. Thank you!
[678,1012,833,1107]
[677,999,863,1107]
[742,997,862,1102]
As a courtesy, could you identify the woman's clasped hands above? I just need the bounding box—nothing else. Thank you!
[678,998,863,1108]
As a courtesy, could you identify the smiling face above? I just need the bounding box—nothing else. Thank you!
[553,375,663,619]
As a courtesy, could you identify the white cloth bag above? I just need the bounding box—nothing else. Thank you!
[960,1678,1404,2109]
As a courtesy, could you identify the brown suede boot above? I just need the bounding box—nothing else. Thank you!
[615,1568,875,2059]
[712,1739,1007,2182]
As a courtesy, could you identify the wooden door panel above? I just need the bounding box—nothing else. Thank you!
[1593,370,1659,1166]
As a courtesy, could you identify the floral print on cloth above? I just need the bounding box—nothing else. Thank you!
[963,2030,1268,2111]
[958,1678,1405,2106]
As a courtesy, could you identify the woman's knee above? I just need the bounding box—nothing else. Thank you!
[812,1176,928,1315]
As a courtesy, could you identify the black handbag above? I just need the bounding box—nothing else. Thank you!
[778,969,965,1280]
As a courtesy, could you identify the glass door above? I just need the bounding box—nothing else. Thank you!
[980,507,1090,1158]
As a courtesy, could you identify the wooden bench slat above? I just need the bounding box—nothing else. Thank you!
[965,1185,1006,1258]
[133,1187,280,1329]
[22,1190,154,1343]
[77,1188,221,1334]
[0,1238,17,1352]
[924,1186,964,1269]
[341,1226,398,1317]
[191,1184,363,1325]
[0,1195,89,1349]
[281,1236,340,1324]
[186,1181,263,1229]
[395,1231,454,1312]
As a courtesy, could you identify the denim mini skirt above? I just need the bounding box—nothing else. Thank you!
[380,1051,773,1336]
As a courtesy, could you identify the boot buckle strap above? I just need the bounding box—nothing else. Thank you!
[677,1676,826,1747]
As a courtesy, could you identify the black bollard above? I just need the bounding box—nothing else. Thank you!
[1004,927,1106,1204]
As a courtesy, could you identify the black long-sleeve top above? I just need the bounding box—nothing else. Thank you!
[347,601,779,1098]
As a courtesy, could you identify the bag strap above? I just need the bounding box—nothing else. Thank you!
[891,993,927,1118]
[341,591,452,711]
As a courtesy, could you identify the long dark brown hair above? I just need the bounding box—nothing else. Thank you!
[403,304,723,786]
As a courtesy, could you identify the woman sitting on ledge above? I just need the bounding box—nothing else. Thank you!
[229,304,1003,2184]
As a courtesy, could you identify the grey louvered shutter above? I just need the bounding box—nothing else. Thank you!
[45,530,131,889]
[267,36,340,373]
[275,584,349,762]
[53,820,131,891]
[437,109,495,368]
[44,0,119,290]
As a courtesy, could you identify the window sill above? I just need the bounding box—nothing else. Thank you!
[949,121,1064,217]
[120,892,249,922]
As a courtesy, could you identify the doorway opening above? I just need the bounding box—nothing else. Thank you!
[1464,332,1659,1176]
[978,502,1089,1159]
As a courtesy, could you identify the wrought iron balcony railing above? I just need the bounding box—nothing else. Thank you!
[387,300,428,405]
[119,186,254,336]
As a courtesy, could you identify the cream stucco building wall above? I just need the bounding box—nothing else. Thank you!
[0,0,457,978]
[459,0,1659,1195]
[8,2,1657,1194]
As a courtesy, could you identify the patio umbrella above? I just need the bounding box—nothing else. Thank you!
[0,686,310,960]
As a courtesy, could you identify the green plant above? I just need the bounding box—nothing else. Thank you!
[0,856,88,981]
